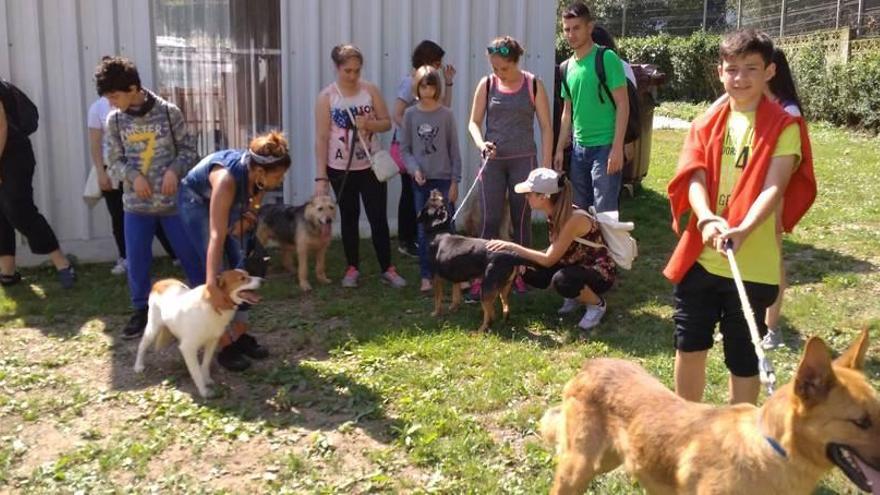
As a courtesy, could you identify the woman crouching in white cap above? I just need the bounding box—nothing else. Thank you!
[486,167,615,331]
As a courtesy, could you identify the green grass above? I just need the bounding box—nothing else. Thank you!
[655,100,711,121]
[0,124,877,493]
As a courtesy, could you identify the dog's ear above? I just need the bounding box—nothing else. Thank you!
[795,337,836,406]
[834,328,869,370]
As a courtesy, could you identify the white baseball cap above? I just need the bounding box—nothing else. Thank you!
[514,168,561,195]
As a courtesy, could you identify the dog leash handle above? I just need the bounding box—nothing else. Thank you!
[452,155,489,222]
[724,239,777,396]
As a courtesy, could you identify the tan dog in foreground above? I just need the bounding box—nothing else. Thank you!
[541,330,880,494]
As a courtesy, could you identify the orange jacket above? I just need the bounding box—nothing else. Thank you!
[663,97,816,283]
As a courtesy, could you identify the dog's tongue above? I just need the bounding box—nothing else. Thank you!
[855,456,880,494]
[321,223,332,241]
[239,290,261,305]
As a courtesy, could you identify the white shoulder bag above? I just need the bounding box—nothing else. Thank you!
[574,207,638,270]
[83,166,102,206]
[335,83,399,182]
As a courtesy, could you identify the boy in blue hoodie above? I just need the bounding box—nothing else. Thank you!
[97,57,202,338]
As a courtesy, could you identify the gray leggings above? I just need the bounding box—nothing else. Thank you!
[478,154,535,246]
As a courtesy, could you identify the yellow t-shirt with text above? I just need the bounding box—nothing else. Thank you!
[696,110,801,285]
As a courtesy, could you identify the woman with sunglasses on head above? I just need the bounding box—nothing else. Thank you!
[467,36,553,298]
[314,44,406,289]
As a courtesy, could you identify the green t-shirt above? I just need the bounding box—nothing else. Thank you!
[696,110,802,285]
[561,45,626,147]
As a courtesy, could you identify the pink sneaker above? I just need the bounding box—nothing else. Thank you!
[380,266,407,288]
[464,279,482,304]
[341,266,359,288]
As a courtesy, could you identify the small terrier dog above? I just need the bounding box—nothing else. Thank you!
[418,189,531,332]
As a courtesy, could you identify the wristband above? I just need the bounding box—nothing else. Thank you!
[445,82,454,87]
[315,177,329,182]
[696,216,724,231]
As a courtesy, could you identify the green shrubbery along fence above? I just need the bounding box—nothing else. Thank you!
[565,30,880,133]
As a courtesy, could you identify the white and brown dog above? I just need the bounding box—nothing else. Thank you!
[133,269,262,398]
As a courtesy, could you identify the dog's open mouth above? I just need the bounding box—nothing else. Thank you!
[828,443,880,493]
[321,220,332,240]
[237,290,261,305]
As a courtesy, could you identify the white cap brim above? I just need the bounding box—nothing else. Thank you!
[514,182,531,194]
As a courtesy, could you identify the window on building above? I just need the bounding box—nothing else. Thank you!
[152,0,282,155]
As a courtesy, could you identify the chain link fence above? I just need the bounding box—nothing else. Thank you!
[589,0,880,39]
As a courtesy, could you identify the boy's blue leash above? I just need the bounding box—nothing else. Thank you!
[724,239,777,396]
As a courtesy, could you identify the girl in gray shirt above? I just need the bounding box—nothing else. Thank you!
[400,65,462,292]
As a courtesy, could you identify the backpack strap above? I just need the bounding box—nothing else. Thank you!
[570,209,605,248]
[484,74,492,127]
[115,112,125,158]
[594,45,616,108]
[559,59,572,101]
[522,71,537,107]
[165,105,178,157]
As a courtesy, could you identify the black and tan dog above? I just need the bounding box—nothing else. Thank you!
[418,189,531,332]
[255,195,336,291]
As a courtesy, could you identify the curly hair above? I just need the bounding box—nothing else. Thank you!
[94,56,141,96]
[248,130,291,170]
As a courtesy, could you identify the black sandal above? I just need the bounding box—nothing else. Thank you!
[0,272,22,287]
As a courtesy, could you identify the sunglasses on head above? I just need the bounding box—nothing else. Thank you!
[486,45,511,56]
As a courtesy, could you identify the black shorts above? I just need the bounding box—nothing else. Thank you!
[673,263,778,377]
[522,264,613,298]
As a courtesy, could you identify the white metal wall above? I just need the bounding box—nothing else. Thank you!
[0,0,156,265]
[281,0,557,215]
[0,0,555,265]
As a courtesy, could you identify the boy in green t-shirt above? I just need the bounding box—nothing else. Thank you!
[554,2,629,214]
[667,29,810,406]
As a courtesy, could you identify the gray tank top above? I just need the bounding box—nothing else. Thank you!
[484,71,537,157]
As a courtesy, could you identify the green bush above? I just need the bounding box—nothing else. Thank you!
[617,32,723,102]
[791,50,880,134]
[607,32,880,134]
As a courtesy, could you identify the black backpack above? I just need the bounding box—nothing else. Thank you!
[560,46,640,144]
[0,79,39,136]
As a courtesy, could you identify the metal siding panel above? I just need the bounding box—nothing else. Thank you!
[9,1,52,220]
[41,0,90,240]
[0,0,9,76]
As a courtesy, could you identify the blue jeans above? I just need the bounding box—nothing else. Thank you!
[413,179,452,279]
[124,211,203,310]
[177,187,252,331]
[178,186,247,286]
[570,143,621,213]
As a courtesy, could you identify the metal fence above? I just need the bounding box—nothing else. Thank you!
[594,0,880,38]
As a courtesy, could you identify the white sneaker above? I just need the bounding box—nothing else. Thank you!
[761,329,784,350]
[578,299,607,330]
[557,298,582,315]
[110,258,127,275]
